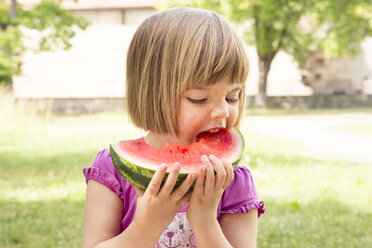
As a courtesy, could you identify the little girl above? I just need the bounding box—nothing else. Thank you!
[82,7,264,248]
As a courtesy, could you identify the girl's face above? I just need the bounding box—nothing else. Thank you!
[176,76,242,145]
[145,76,242,147]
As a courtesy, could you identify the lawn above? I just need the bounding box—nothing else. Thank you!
[0,105,371,247]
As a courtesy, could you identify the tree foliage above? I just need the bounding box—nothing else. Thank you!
[0,0,89,86]
[158,0,372,106]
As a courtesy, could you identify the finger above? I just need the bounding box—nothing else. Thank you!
[159,162,181,195]
[134,187,144,197]
[209,155,226,190]
[193,165,205,195]
[201,155,214,194]
[222,159,234,189]
[146,163,167,195]
[172,172,196,202]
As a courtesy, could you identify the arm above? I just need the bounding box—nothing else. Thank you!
[187,156,259,248]
[83,180,123,248]
[189,210,258,248]
[83,180,167,248]
[220,210,258,248]
[187,155,235,248]
[83,163,196,248]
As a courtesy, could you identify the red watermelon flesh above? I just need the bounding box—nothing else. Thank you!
[110,128,244,189]
[118,129,242,171]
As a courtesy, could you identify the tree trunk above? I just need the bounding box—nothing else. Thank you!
[1,0,16,30]
[10,0,17,20]
[254,55,275,108]
[3,0,17,89]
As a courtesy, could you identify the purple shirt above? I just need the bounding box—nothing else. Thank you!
[83,149,265,233]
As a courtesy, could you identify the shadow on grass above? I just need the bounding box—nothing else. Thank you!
[0,198,84,248]
[0,148,97,248]
[258,198,372,248]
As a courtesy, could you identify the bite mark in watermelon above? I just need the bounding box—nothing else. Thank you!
[110,128,245,190]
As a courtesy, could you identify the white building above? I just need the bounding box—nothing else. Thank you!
[13,0,372,103]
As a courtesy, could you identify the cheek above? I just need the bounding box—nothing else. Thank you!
[227,106,239,127]
[178,102,192,124]
[177,102,204,130]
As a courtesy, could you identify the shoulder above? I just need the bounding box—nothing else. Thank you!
[229,165,256,189]
[82,148,133,200]
[219,165,265,218]
[83,148,117,177]
[233,165,253,177]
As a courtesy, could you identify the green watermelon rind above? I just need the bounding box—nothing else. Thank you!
[110,144,189,190]
[109,128,244,191]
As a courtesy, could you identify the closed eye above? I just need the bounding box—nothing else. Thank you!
[187,97,207,104]
[226,98,239,104]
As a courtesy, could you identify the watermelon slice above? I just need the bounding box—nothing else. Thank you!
[110,128,244,190]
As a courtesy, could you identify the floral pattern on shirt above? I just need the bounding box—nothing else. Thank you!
[155,212,196,248]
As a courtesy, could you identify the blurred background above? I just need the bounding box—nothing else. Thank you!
[1,0,371,247]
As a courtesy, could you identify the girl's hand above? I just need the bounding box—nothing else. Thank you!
[186,155,234,229]
[132,163,196,241]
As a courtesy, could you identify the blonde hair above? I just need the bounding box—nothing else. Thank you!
[126,7,249,135]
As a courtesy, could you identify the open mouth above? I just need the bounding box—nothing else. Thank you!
[196,128,224,142]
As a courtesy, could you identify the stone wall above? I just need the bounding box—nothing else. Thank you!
[246,95,372,109]
[14,95,372,115]
[14,98,126,115]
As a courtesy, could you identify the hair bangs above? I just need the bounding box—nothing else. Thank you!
[182,13,249,91]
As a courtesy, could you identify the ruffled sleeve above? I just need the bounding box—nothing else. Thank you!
[82,149,125,200]
[219,166,265,218]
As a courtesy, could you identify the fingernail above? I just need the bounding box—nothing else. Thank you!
[160,163,167,169]
[209,154,216,159]
[201,154,208,160]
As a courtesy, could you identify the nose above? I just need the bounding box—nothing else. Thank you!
[211,101,229,120]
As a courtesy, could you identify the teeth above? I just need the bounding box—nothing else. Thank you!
[209,129,219,133]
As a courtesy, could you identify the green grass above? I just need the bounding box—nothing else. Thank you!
[245,132,372,247]
[1,103,371,247]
